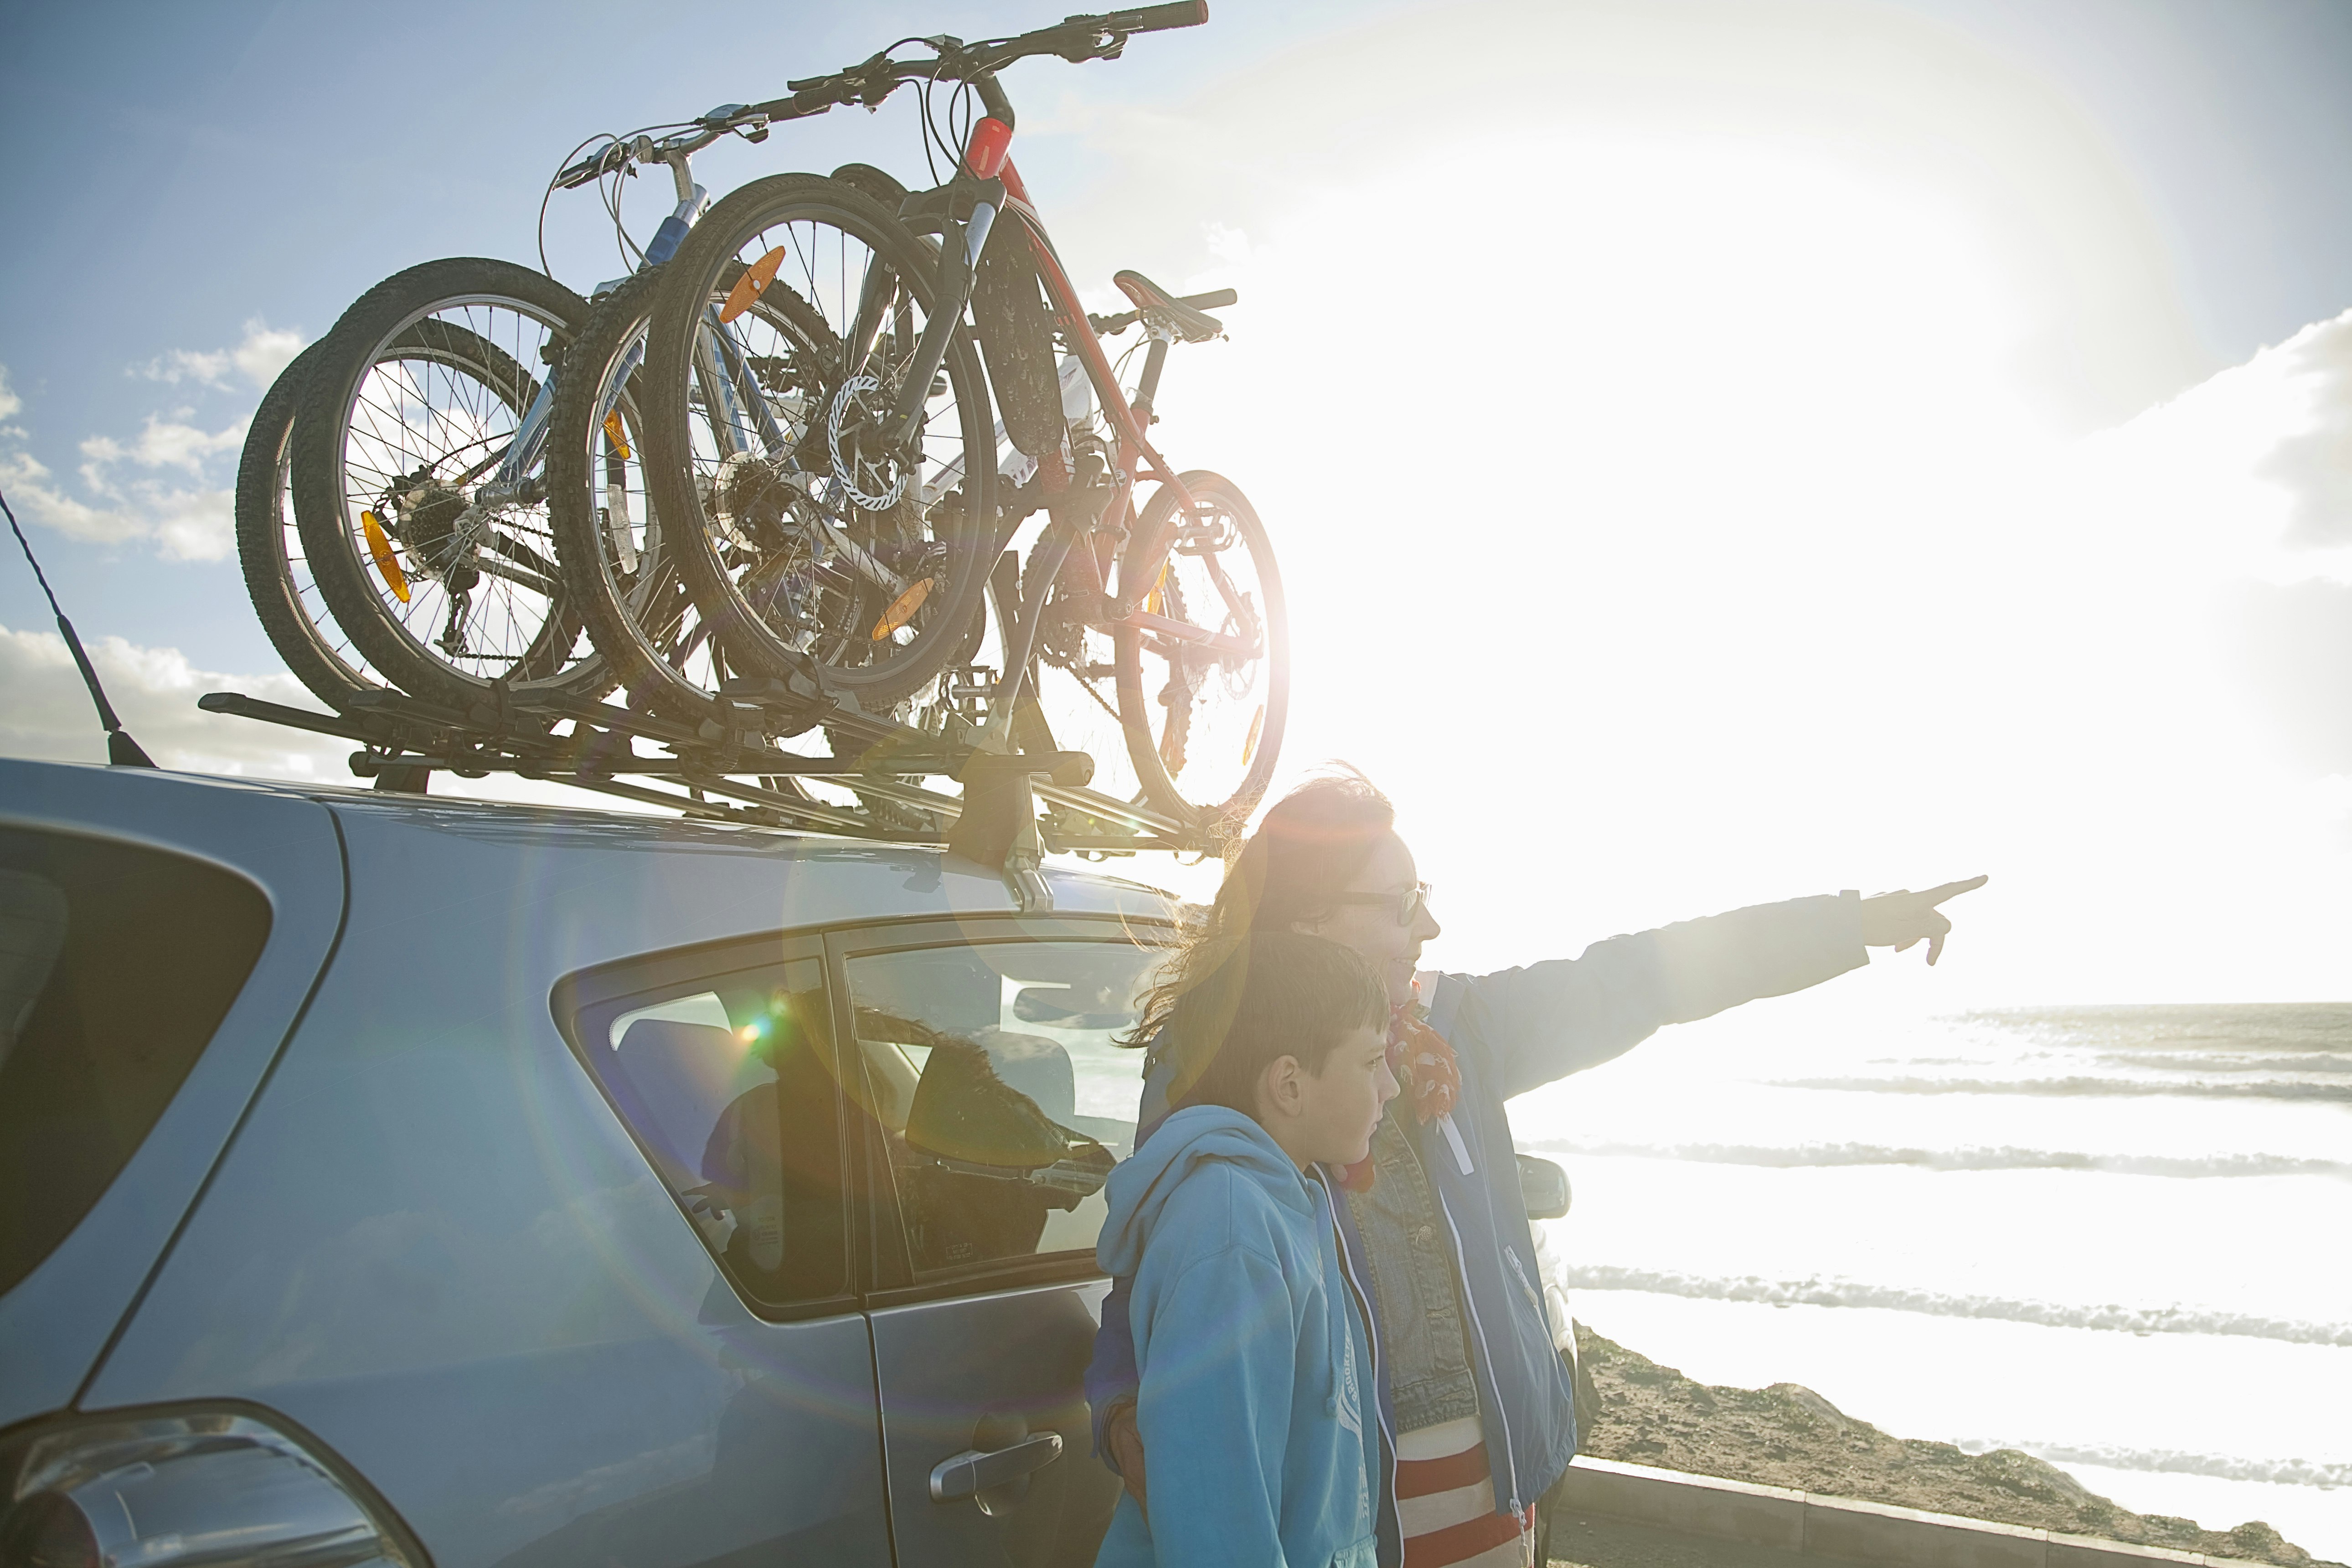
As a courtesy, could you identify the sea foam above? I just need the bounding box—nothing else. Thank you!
[1955,1439,2352,1490]
[1563,1265,2352,1347]
[1526,1138,2352,1181]
[1764,1075,2352,1104]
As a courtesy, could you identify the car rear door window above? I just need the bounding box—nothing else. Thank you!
[0,830,273,1296]
[843,936,1161,1280]
[567,954,851,1308]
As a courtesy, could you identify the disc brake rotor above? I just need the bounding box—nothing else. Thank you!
[825,374,910,512]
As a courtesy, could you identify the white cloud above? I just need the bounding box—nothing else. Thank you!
[80,411,247,481]
[0,622,659,817]
[0,442,235,562]
[0,349,268,562]
[2255,314,2352,552]
[131,320,306,391]
[0,621,348,779]
[0,319,310,561]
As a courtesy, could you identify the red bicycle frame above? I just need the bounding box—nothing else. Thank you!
[991,160,1263,666]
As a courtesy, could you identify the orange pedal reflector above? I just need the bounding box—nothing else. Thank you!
[720,247,786,324]
[872,576,933,640]
[361,510,410,603]
[1241,703,1265,767]
[1144,563,1168,617]
[602,410,630,459]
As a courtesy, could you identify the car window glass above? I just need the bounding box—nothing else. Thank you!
[847,939,1159,1278]
[0,830,273,1297]
[573,956,848,1305]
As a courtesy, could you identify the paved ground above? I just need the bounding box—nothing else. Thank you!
[1548,1511,1815,1568]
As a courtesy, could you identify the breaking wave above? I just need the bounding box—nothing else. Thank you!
[2099,1052,2352,1076]
[1525,1138,2352,1181]
[1955,1440,2352,1491]
[1764,1075,2352,1104]
[1562,1265,2352,1347]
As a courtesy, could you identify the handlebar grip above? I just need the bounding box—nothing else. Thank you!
[555,145,621,190]
[1085,2,1209,34]
[1178,288,1236,309]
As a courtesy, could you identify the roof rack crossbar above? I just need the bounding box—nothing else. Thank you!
[197,681,1235,889]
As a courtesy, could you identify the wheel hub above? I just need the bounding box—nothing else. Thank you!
[711,454,809,548]
[396,483,480,591]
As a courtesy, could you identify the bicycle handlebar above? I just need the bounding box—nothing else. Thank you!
[553,114,746,190]
[553,9,1208,194]
[1088,4,1211,33]
[751,5,1209,124]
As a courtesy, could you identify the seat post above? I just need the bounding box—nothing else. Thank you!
[1129,328,1174,424]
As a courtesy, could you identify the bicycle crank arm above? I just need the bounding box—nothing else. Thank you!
[1118,609,1255,660]
[813,511,908,595]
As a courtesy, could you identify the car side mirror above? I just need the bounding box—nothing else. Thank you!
[1517,1154,1570,1220]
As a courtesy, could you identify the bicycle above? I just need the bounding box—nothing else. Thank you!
[258,113,764,714]
[632,3,1287,829]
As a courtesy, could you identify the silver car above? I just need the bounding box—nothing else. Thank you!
[0,756,1173,1566]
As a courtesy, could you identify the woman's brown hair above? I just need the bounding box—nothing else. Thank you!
[1124,769,1394,1048]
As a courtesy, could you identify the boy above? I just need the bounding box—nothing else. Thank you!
[1093,931,1400,1568]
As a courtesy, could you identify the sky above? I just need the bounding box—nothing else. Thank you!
[4,0,2350,1006]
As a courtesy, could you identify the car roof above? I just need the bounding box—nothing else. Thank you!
[0,758,1185,921]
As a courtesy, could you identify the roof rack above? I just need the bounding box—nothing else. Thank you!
[199,681,1214,913]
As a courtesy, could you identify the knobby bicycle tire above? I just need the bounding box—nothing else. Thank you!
[1114,471,1288,832]
[236,338,379,708]
[290,256,609,712]
[546,269,736,729]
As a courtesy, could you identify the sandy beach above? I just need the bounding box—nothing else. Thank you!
[1572,1326,2345,1567]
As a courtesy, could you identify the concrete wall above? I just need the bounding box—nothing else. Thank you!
[1561,1456,2226,1568]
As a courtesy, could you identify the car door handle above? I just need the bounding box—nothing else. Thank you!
[929,1431,1064,1501]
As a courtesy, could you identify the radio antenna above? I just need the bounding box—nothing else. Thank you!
[1,485,155,768]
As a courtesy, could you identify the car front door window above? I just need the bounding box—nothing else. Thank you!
[845,938,1159,1279]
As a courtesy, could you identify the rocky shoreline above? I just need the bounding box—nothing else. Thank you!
[1572,1326,2343,1567]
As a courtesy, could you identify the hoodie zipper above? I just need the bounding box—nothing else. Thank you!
[1324,1181,1396,1540]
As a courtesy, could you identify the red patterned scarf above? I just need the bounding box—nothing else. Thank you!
[1337,987,1461,1192]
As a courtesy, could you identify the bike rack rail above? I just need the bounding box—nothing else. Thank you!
[198,680,1212,912]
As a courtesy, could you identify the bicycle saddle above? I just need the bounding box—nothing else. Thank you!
[1113,270,1223,343]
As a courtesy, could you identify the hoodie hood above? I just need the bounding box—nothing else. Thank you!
[1096,1105,1315,1279]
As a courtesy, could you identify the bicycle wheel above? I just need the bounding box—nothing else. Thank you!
[236,338,383,707]
[1114,472,1287,830]
[640,173,995,713]
[291,257,609,711]
[546,271,737,728]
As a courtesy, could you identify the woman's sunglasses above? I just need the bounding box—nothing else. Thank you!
[1332,881,1433,927]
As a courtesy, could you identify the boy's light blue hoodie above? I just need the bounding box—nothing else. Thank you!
[1092,1104,1379,1568]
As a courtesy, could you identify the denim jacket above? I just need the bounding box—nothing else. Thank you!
[1086,892,1867,1567]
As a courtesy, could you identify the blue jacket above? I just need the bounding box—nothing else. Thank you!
[1092,1105,1381,1568]
[1088,893,1868,1565]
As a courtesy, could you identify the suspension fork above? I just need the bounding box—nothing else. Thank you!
[880,80,1014,456]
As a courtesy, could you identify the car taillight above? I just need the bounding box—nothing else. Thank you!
[0,1410,421,1568]
[964,116,1013,179]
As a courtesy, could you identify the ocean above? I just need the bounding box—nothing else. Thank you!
[1511,995,2352,1561]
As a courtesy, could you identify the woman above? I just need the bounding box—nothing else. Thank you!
[1088,771,1983,1568]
